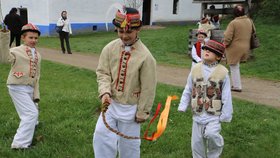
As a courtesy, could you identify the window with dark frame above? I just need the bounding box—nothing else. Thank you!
[173,0,179,14]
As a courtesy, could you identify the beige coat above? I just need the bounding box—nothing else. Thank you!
[96,38,157,120]
[224,16,253,64]
[7,45,41,102]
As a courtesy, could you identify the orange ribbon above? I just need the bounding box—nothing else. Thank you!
[144,95,178,141]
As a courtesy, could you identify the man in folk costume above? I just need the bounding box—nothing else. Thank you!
[7,23,41,149]
[93,7,157,158]
[191,30,207,68]
[178,40,233,158]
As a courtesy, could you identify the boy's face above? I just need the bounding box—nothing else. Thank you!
[197,34,206,43]
[202,49,221,63]
[117,28,140,45]
[21,32,39,48]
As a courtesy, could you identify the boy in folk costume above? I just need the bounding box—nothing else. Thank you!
[7,23,41,149]
[197,17,214,41]
[93,7,157,158]
[191,30,207,68]
[178,40,233,158]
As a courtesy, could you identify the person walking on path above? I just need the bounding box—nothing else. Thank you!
[7,23,41,149]
[178,40,233,158]
[56,11,72,54]
[4,8,23,47]
[93,7,157,158]
[223,5,254,92]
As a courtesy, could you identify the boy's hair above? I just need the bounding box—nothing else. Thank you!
[202,40,225,57]
[21,23,41,36]
[112,7,142,31]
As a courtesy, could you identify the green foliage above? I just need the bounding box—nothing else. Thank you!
[1,62,280,157]
[260,0,280,18]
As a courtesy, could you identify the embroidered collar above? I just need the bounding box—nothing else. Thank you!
[121,37,139,52]
[203,61,218,68]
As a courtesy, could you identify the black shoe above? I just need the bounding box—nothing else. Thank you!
[68,52,72,54]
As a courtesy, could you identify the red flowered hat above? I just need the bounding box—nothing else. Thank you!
[202,40,225,57]
[21,23,41,36]
[112,7,142,31]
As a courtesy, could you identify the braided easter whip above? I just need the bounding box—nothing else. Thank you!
[101,100,141,139]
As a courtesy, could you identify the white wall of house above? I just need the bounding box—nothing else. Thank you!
[1,0,201,36]
[151,0,201,23]
[1,0,49,25]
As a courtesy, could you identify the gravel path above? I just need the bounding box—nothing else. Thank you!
[38,47,280,109]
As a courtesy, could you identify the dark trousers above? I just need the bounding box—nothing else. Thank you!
[59,31,71,53]
[10,32,21,47]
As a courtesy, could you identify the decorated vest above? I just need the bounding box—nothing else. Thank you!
[191,63,228,116]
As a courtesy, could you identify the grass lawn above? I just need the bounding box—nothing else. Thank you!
[1,61,280,158]
[38,21,280,81]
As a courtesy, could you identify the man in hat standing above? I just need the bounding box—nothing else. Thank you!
[93,7,157,158]
[178,40,233,158]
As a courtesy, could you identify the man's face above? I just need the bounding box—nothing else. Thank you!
[117,28,139,45]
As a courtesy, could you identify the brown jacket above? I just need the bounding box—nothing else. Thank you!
[7,45,41,102]
[224,16,253,64]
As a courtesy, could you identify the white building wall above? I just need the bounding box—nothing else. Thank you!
[1,0,201,36]
[1,0,49,25]
[151,0,201,23]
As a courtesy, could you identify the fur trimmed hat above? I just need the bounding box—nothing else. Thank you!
[21,23,41,36]
[202,40,225,57]
[112,7,142,31]
[196,29,207,37]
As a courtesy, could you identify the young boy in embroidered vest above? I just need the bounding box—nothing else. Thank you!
[178,40,233,158]
[191,30,207,68]
[7,23,41,149]
[93,7,157,158]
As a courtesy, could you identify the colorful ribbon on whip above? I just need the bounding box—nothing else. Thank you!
[143,95,178,141]
[102,95,178,141]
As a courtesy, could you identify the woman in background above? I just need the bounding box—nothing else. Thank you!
[56,10,72,54]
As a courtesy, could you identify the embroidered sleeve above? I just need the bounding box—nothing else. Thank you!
[96,46,112,98]
[136,54,157,120]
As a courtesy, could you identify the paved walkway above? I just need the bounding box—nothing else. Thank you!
[38,47,280,109]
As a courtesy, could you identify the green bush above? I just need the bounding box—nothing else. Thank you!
[253,0,280,21]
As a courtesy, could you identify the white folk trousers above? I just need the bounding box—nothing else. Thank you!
[93,100,140,158]
[229,63,242,89]
[191,120,224,158]
[8,87,39,148]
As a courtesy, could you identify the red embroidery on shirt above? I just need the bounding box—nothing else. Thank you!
[13,72,24,78]
[115,51,131,92]
[25,46,39,78]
